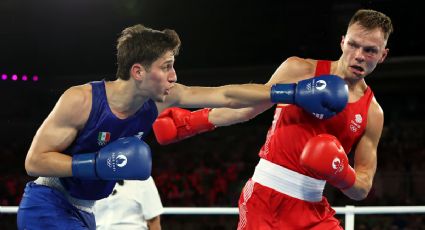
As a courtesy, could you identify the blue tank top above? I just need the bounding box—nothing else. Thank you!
[59,81,158,200]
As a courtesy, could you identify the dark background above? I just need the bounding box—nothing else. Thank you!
[0,0,423,77]
[1,1,425,229]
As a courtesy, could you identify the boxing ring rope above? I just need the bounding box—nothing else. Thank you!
[2,206,425,230]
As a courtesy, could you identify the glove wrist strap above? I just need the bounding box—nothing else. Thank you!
[271,84,296,104]
[72,153,97,179]
[189,108,216,132]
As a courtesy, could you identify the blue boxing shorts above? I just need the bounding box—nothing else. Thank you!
[17,182,95,230]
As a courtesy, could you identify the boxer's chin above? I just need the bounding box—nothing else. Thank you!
[153,94,166,103]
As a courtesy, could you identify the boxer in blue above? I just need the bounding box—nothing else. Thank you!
[17,24,299,230]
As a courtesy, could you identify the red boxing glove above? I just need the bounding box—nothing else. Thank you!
[153,107,215,145]
[300,134,356,190]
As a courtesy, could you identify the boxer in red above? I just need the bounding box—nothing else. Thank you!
[153,9,393,229]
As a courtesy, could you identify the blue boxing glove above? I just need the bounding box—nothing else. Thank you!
[72,136,151,180]
[270,75,348,119]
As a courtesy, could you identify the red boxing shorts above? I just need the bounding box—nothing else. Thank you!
[237,159,343,230]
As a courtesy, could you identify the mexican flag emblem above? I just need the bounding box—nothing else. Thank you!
[98,132,111,146]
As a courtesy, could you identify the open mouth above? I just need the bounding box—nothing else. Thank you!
[350,65,364,74]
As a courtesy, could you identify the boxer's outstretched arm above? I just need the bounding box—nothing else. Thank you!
[207,56,311,127]
[208,75,349,126]
[156,57,310,112]
[342,98,383,200]
[158,83,270,110]
[25,85,91,177]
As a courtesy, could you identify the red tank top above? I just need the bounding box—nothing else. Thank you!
[258,60,374,178]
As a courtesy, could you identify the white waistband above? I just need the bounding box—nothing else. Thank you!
[252,159,326,202]
[34,177,95,213]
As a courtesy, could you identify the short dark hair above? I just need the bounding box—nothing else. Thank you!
[116,24,181,80]
[349,9,393,40]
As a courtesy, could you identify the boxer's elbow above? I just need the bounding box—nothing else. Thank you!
[347,189,369,201]
[25,151,43,177]
[25,157,37,177]
[344,181,372,201]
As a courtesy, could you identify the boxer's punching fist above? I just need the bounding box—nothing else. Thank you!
[72,136,151,180]
[300,134,355,190]
[270,75,348,119]
[153,107,215,145]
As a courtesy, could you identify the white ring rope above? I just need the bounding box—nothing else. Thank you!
[3,206,425,230]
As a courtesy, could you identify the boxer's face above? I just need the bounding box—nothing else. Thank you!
[340,22,389,80]
[144,51,177,102]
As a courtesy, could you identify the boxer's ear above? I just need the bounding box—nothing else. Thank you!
[131,63,145,81]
